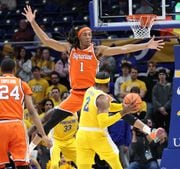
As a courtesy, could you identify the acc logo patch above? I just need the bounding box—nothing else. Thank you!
[177,87,180,95]
[177,111,180,116]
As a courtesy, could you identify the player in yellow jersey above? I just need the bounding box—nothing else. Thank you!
[76,71,137,169]
[49,112,78,169]
[29,93,78,169]
[76,71,166,169]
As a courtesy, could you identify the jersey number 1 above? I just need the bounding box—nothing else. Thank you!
[80,62,84,72]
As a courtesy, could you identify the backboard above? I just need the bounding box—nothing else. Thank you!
[89,0,180,31]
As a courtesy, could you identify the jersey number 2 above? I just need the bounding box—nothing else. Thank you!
[0,85,20,100]
[83,96,90,112]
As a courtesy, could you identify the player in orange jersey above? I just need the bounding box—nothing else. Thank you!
[0,58,52,169]
[22,5,164,149]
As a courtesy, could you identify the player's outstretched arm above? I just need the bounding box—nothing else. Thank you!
[22,5,70,52]
[97,36,164,57]
[25,95,52,148]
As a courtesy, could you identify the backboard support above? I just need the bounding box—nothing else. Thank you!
[89,0,180,32]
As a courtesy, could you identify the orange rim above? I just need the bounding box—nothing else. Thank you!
[127,14,157,27]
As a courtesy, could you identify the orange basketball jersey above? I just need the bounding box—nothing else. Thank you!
[0,74,32,120]
[69,43,99,89]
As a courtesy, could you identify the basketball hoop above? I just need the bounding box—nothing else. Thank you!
[126,14,157,39]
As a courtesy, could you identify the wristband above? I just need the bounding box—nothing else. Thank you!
[142,125,151,135]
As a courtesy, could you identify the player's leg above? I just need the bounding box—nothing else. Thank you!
[10,121,30,169]
[76,130,95,169]
[94,132,123,169]
[44,91,84,135]
[50,139,61,169]
[61,138,77,165]
[0,122,19,169]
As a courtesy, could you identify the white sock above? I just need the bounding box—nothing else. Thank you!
[29,142,37,155]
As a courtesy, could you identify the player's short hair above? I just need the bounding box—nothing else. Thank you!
[96,71,110,80]
[1,58,15,73]
[95,71,110,85]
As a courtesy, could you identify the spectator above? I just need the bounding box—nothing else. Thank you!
[16,47,32,82]
[114,61,131,102]
[50,87,62,106]
[37,48,55,81]
[46,71,68,97]
[128,123,160,169]
[0,0,16,10]
[36,99,54,169]
[12,19,34,42]
[55,52,70,89]
[31,47,42,67]
[144,61,158,119]
[130,86,147,120]
[120,67,147,99]
[28,66,49,104]
[1,44,14,59]
[152,68,172,133]
[99,55,116,81]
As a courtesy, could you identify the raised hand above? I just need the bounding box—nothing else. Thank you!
[149,127,166,143]
[122,102,139,115]
[22,5,37,23]
[147,36,165,51]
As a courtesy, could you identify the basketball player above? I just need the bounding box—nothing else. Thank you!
[48,111,78,169]
[76,71,164,169]
[29,93,78,168]
[0,58,52,169]
[22,5,165,150]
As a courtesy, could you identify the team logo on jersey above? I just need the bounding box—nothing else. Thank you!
[73,53,92,60]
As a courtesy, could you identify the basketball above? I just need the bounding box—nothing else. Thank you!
[123,93,142,112]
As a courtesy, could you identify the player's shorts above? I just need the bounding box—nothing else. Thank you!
[59,89,86,114]
[76,129,119,165]
[50,137,76,164]
[0,119,29,166]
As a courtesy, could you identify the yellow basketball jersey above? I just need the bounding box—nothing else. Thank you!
[79,86,111,128]
[50,114,78,141]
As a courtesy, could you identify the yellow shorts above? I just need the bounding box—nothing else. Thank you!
[50,137,76,165]
[76,130,119,165]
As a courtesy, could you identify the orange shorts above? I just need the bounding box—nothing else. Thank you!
[59,89,86,114]
[0,120,29,166]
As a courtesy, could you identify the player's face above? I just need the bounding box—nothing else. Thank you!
[79,30,92,47]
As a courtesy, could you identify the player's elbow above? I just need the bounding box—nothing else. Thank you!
[42,37,50,45]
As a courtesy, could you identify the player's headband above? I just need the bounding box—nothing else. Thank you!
[77,27,92,38]
[95,77,110,84]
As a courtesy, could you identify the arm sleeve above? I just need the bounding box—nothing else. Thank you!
[97,112,121,128]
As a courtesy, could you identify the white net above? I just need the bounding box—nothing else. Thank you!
[127,14,156,39]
